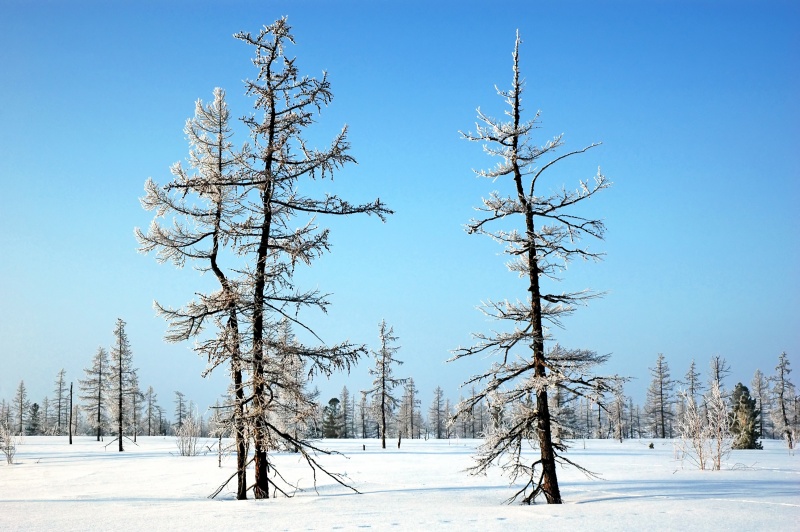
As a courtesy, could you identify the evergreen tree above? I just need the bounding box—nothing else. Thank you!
[729,383,761,450]
[26,403,41,436]
[322,398,342,438]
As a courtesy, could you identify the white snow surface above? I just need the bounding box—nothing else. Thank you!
[1,436,797,531]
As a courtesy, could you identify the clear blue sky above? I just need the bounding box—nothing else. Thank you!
[1,0,797,417]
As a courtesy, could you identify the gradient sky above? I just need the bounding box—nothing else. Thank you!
[1,0,797,418]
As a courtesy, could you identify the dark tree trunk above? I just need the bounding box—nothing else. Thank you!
[118,331,124,452]
[68,383,73,445]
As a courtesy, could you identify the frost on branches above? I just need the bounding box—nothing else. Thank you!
[450,32,622,505]
[675,382,732,470]
[137,17,391,500]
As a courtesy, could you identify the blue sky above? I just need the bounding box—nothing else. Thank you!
[1,0,797,417]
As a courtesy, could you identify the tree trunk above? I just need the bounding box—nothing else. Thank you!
[68,383,73,445]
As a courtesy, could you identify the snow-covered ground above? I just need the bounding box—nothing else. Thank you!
[1,436,797,530]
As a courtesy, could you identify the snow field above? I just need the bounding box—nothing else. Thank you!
[1,436,797,531]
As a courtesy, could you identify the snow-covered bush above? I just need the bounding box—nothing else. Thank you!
[0,422,19,464]
[175,416,201,457]
[676,382,731,470]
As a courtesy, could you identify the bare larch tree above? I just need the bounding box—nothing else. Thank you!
[646,353,674,438]
[232,18,390,498]
[79,347,109,441]
[109,318,136,452]
[137,87,249,499]
[364,320,406,449]
[450,32,619,505]
[771,352,795,449]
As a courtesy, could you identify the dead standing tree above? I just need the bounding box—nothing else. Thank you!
[450,32,620,504]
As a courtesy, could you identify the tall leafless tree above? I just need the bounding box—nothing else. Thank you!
[771,352,795,449]
[364,320,406,449]
[79,347,109,441]
[646,353,674,438]
[137,87,249,498]
[140,18,390,499]
[232,19,390,498]
[109,318,136,452]
[450,32,619,505]
[53,369,68,435]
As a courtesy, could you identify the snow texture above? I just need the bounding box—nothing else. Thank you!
[1,437,797,530]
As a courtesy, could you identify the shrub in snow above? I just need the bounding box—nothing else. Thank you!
[0,422,19,464]
[175,416,201,457]
[676,383,731,470]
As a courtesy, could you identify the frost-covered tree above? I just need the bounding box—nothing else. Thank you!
[365,320,406,449]
[676,382,731,470]
[682,360,703,408]
[399,378,422,439]
[108,318,137,452]
[358,391,370,438]
[339,386,352,439]
[429,386,446,439]
[79,347,110,441]
[234,19,390,497]
[144,386,159,436]
[750,369,771,438]
[450,32,618,504]
[174,391,188,430]
[609,387,627,443]
[771,352,795,449]
[129,375,143,442]
[12,381,29,436]
[268,320,320,450]
[53,369,68,435]
[41,396,53,435]
[141,18,390,500]
[645,353,674,438]
[137,86,249,498]
[708,355,731,397]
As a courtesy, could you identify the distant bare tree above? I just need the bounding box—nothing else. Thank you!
[750,369,770,438]
[79,347,110,441]
[12,381,30,436]
[108,319,137,452]
[646,353,674,438]
[364,320,406,449]
[53,369,68,435]
[771,352,795,449]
